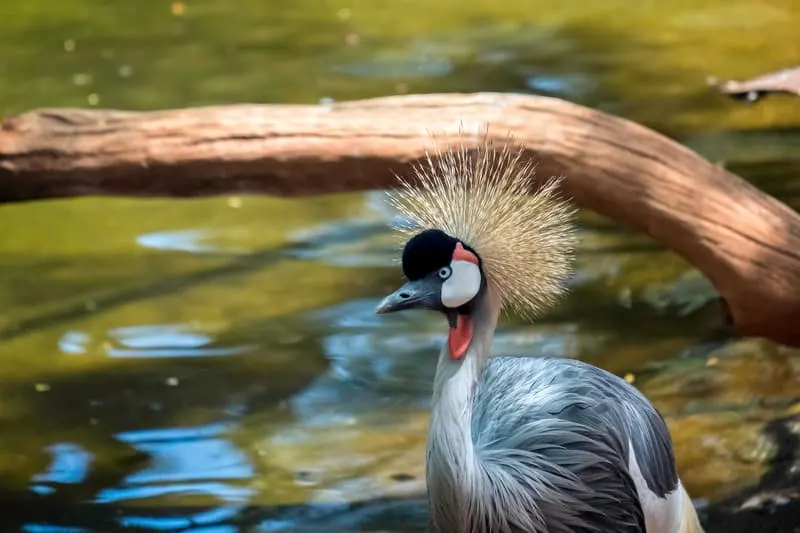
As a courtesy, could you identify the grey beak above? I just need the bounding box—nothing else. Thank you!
[375,279,439,314]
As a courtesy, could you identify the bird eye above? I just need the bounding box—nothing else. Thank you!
[437,266,452,280]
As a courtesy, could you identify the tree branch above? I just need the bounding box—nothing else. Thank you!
[2,93,800,346]
[708,66,800,103]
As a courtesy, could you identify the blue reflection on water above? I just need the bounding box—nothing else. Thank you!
[94,423,254,505]
[23,525,89,533]
[30,443,93,495]
[181,527,238,533]
[97,482,253,504]
[525,74,576,93]
[118,506,243,530]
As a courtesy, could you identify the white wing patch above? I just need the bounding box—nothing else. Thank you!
[628,440,684,533]
[441,260,482,308]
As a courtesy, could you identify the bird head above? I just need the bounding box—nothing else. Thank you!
[375,134,578,344]
[375,228,486,328]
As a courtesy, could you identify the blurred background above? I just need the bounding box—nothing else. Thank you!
[0,0,799,531]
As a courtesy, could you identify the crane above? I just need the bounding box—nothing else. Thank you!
[375,136,704,533]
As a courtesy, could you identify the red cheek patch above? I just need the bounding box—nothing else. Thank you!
[452,242,478,265]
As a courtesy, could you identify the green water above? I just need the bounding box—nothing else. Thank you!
[1,0,800,531]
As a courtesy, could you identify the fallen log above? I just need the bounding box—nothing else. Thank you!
[2,93,800,347]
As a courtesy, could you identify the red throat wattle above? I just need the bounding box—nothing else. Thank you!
[448,314,473,360]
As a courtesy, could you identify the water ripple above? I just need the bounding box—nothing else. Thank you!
[95,424,254,505]
[136,229,223,254]
[286,298,579,429]
[58,324,258,359]
[332,57,453,79]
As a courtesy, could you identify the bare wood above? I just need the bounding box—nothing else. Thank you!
[708,66,800,102]
[2,93,800,346]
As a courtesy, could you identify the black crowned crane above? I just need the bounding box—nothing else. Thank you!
[374,138,704,533]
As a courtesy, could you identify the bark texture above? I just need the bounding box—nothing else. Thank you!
[2,93,800,346]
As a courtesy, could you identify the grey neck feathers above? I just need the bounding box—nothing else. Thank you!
[427,287,501,531]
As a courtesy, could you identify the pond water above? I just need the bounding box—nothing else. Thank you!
[1,0,799,531]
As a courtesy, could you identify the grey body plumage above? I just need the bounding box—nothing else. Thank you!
[376,136,703,533]
[476,356,677,500]
[458,355,674,532]
[422,291,689,533]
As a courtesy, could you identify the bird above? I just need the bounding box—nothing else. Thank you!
[374,135,705,533]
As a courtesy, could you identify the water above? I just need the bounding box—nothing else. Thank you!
[1,0,799,531]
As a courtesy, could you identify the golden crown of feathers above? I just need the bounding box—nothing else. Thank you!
[387,134,578,319]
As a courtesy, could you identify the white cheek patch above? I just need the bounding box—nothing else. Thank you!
[441,260,482,308]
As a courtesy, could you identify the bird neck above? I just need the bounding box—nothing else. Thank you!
[426,287,500,526]
[433,287,500,403]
